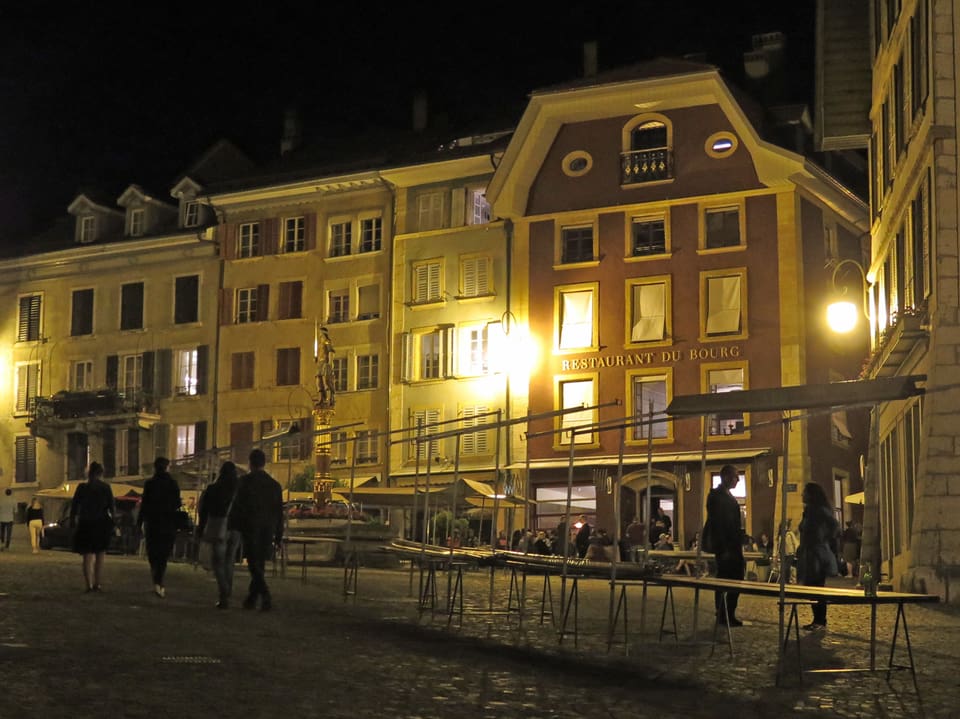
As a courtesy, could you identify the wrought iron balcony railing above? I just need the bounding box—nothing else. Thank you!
[620,148,673,184]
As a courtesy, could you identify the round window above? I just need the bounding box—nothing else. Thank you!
[562,151,593,177]
[705,132,738,158]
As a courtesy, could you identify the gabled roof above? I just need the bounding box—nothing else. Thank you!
[67,192,124,217]
[117,184,176,209]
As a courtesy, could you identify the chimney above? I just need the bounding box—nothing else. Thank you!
[412,92,428,132]
[280,106,302,156]
[583,40,598,77]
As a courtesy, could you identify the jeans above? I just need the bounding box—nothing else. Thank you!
[0,521,13,548]
[211,530,242,601]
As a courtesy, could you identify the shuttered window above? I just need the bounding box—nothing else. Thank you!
[71,289,94,336]
[705,275,743,336]
[412,261,442,303]
[409,408,441,461]
[277,281,303,320]
[230,422,254,463]
[15,363,40,413]
[15,436,37,483]
[18,295,41,342]
[460,405,489,456]
[174,275,199,324]
[231,352,255,390]
[460,256,490,297]
[276,347,300,386]
[120,282,144,330]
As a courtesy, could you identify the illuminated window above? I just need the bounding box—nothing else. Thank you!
[460,255,491,298]
[175,349,199,396]
[628,279,669,344]
[283,216,305,253]
[631,373,669,440]
[557,287,596,350]
[175,425,195,459]
[469,189,490,225]
[460,324,489,376]
[238,222,260,258]
[559,378,595,445]
[702,270,746,339]
[71,360,94,391]
[14,362,40,413]
[706,366,747,437]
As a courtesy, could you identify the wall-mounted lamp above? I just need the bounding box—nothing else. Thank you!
[827,258,870,333]
[684,472,691,491]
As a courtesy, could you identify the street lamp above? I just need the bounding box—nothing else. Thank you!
[826,259,869,333]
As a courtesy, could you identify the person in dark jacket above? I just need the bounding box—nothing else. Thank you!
[574,515,592,558]
[198,461,242,609]
[70,462,115,592]
[137,457,182,598]
[706,464,746,626]
[797,482,840,631]
[229,449,284,611]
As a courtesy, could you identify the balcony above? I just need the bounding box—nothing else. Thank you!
[620,148,673,185]
[28,389,162,441]
[862,310,930,379]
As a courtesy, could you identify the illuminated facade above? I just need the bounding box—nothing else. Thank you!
[487,60,870,546]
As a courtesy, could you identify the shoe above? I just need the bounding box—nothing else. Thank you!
[260,598,272,612]
[802,622,826,631]
[242,597,257,610]
[216,600,229,610]
[154,585,165,598]
[93,585,103,593]
[718,616,743,627]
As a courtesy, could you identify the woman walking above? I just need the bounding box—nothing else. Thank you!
[26,497,44,553]
[797,482,840,631]
[137,457,182,598]
[198,462,242,609]
[70,462,115,592]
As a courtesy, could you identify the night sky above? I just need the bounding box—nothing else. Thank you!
[0,2,815,245]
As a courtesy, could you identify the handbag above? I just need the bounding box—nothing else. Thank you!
[202,515,229,543]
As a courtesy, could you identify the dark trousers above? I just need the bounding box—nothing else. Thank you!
[145,528,176,586]
[806,576,828,624]
[243,528,275,604]
[0,522,13,548]
[715,554,746,617]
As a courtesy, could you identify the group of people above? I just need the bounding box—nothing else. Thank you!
[68,449,284,611]
[706,464,843,631]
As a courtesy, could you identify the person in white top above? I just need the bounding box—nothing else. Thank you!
[0,488,17,550]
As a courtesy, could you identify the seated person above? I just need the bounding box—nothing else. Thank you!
[654,533,675,550]
[585,537,611,562]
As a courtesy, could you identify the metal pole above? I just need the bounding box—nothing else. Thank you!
[560,428,576,622]
[692,413,710,636]
[776,416,791,676]
[642,399,654,563]
[490,409,503,612]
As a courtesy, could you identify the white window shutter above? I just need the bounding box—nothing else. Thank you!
[401,332,414,382]
[428,262,441,301]
[442,325,456,378]
[450,188,466,228]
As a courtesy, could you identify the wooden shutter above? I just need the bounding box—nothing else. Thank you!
[230,422,254,463]
[128,430,141,476]
[256,284,270,322]
[298,416,313,459]
[221,223,236,260]
[106,355,119,390]
[156,349,173,398]
[401,332,414,382]
[194,421,207,453]
[103,428,116,478]
[15,436,36,484]
[290,281,302,318]
[220,287,234,326]
[262,218,278,255]
[305,212,317,251]
[196,345,209,395]
[141,351,155,400]
[450,188,466,228]
[442,325,456,378]
[153,423,169,459]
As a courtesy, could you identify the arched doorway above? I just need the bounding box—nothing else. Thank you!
[621,470,682,548]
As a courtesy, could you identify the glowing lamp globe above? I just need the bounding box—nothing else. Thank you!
[827,300,858,333]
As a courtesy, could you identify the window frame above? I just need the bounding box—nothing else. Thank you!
[700,268,748,342]
[175,348,199,396]
[17,293,42,343]
[557,223,597,266]
[238,222,261,259]
[282,216,305,253]
[699,201,746,252]
[555,283,599,353]
[626,212,670,259]
[411,259,444,305]
[358,214,383,253]
[555,375,598,448]
[129,208,145,237]
[236,287,259,324]
[70,359,95,391]
[701,361,750,441]
[184,201,200,228]
[327,287,350,324]
[328,218,353,258]
[458,322,490,377]
[458,254,493,299]
[79,215,96,243]
[356,353,379,390]
[627,368,673,444]
[14,361,41,415]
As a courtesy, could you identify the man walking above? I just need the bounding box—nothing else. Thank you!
[0,488,16,550]
[138,457,182,598]
[231,449,284,611]
[706,465,746,626]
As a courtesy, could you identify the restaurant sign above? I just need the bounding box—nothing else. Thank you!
[560,345,741,371]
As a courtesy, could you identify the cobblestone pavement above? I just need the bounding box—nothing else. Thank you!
[1,526,958,719]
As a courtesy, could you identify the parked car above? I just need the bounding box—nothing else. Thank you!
[40,494,142,554]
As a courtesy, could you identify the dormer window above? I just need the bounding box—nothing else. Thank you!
[79,216,96,243]
[184,201,200,228]
[129,208,145,237]
[621,114,673,185]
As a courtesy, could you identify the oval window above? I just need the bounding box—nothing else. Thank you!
[705,132,738,158]
[562,151,593,177]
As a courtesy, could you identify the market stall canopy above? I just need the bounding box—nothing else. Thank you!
[332,477,531,508]
[667,375,925,416]
[35,482,143,500]
[844,491,865,505]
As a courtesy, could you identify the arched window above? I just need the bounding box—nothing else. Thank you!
[621,116,673,185]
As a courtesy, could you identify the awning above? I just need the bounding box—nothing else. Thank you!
[844,491,865,505]
[513,447,770,470]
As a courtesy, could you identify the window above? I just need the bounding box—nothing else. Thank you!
[120,282,144,330]
[631,374,669,440]
[910,0,929,116]
[79,216,96,243]
[832,411,853,447]
[236,288,259,324]
[460,256,491,297]
[119,354,143,396]
[15,436,37,483]
[283,217,305,253]
[621,117,672,184]
[277,281,303,320]
[275,420,302,462]
[469,189,490,225]
[355,430,378,464]
[703,207,742,249]
[559,378,595,445]
[561,226,594,263]
[71,288,94,336]
[357,354,379,390]
[357,283,380,320]
[412,260,442,304]
[402,327,454,382]
[231,352,255,390]
[129,208,145,236]
[71,360,94,391]
[706,366,747,437]
[18,295,41,342]
[332,357,348,393]
[628,278,669,344]
[175,349,199,396]
[15,362,40,413]
[175,425,195,459]
[238,222,260,258]
[115,428,140,476]
[276,347,300,386]
[230,422,254,463]
[631,217,667,256]
[557,286,596,350]
[328,288,350,324]
[359,216,382,253]
[329,221,352,257]
[184,201,200,228]
[409,408,441,461]
[326,431,348,465]
[417,192,444,231]
[461,405,490,456]
[703,271,746,338]
[460,324,489,376]
[174,275,199,324]
[710,469,747,527]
